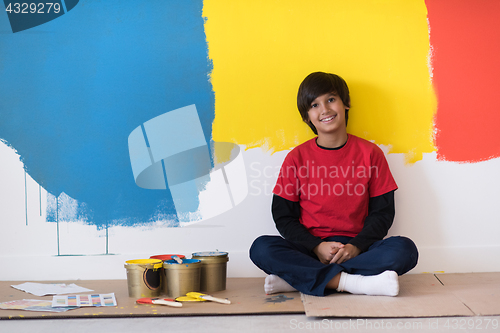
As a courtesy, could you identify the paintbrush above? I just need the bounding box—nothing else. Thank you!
[175,295,207,302]
[186,292,231,304]
[171,255,183,264]
[136,297,182,307]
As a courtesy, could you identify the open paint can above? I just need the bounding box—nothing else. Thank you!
[150,254,186,293]
[124,259,163,298]
[163,259,201,298]
[191,251,229,292]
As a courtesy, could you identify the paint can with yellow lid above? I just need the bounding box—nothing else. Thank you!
[124,259,163,298]
[191,251,229,292]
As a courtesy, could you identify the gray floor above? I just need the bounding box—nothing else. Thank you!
[2,315,500,333]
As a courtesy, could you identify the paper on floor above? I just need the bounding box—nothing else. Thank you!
[11,282,93,296]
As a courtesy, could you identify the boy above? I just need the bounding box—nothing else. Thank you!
[249,72,418,297]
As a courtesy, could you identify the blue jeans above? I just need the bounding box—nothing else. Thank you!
[249,235,418,296]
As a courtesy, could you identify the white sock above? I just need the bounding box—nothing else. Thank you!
[264,275,297,294]
[336,270,399,296]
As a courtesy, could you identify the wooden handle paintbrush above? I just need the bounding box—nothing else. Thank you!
[186,292,231,304]
[171,255,183,264]
[136,297,182,307]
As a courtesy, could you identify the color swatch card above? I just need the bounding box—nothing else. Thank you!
[52,293,117,308]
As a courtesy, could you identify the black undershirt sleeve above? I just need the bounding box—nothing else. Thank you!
[271,190,395,253]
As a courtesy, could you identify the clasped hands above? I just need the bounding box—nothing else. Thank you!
[313,241,361,265]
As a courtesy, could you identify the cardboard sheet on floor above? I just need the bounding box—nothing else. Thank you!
[436,272,500,316]
[302,273,477,318]
[3,273,499,319]
[0,278,303,319]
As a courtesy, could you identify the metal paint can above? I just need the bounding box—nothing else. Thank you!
[163,259,201,298]
[191,251,229,292]
[150,254,186,293]
[124,259,163,298]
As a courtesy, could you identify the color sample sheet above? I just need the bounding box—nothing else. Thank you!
[52,293,117,308]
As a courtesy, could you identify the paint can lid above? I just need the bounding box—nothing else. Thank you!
[192,251,229,263]
[191,251,228,257]
[125,259,163,270]
[150,254,186,261]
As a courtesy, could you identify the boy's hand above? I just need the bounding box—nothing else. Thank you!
[313,242,345,264]
[330,243,361,264]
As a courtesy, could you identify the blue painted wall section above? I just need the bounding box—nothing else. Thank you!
[0,0,215,227]
[129,104,212,221]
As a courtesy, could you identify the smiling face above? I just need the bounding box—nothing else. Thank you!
[306,92,349,139]
[297,72,351,136]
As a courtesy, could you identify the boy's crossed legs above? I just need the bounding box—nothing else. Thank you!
[250,235,418,297]
[265,270,399,296]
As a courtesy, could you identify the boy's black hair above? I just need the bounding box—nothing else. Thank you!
[297,72,351,135]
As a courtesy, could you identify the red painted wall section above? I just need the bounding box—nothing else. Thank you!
[427,0,500,163]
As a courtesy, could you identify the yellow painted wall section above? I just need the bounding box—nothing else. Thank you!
[204,0,436,163]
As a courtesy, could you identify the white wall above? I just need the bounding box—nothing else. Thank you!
[1,140,499,281]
